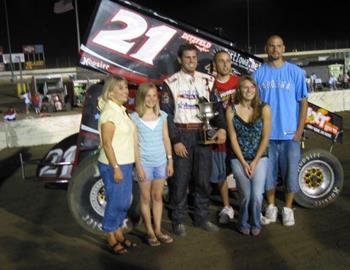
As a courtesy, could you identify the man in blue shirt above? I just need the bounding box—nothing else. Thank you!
[253,35,308,226]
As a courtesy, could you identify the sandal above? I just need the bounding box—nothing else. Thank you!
[109,242,128,255]
[121,238,137,248]
[147,236,161,247]
[156,233,174,244]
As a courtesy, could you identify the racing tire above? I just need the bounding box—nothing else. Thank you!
[67,153,140,236]
[295,149,343,208]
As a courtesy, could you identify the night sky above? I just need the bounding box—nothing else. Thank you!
[1,0,349,65]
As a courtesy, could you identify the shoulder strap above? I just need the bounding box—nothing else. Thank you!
[231,104,237,114]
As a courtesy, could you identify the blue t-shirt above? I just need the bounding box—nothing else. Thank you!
[131,110,168,166]
[253,62,308,140]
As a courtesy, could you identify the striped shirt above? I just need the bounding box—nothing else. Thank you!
[131,110,168,166]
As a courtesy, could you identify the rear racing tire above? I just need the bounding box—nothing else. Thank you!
[295,149,343,208]
[67,153,140,236]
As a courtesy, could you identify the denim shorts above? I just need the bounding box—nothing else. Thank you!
[142,163,167,181]
[210,151,227,183]
[266,140,301,193]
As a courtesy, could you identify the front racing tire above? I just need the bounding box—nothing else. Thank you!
[295,149,344,208]
[67,153,140,236]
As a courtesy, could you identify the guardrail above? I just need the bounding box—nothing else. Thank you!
[0,114,81,151]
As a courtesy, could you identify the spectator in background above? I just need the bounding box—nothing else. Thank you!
[3,106,17,121]
[52,94,63,111]
[310,73,317,92]
[328,75,337,90]
[344,72,350,89]
[65,75,75,108]
[337,74,343,89]
[20,90,31,114]
[31,93,42,114]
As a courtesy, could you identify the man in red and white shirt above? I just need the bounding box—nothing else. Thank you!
[211,50,239,224]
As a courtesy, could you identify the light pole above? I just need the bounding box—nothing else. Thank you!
[4,0,15,82]
[74,0,81,52]
[247,0,251,53]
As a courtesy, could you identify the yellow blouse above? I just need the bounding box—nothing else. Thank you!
[98,100,135,165]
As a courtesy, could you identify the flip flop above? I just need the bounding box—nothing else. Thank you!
[147,236,161,247]
[156,234,174,244]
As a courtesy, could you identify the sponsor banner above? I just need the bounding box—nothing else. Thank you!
[23,45,35,54]
[80,0,262,84]
[3,53,25,63]
[305,102,343,143]
[34,44,45,53]
[22,44,45,54]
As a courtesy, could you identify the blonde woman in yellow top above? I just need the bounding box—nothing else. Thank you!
[97,75,136,255]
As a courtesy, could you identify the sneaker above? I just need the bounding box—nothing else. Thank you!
[218,206,234,224]
[172,223,187,236]
[282,207,295,226]
[260,213,272,226]
[196,221,219,232]
[251,228,261,236]
[265,204,278,223]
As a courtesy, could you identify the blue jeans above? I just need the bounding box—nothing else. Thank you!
[266,140,301,193]
[231,157,268,230]
[210,151,227,183]
[98,162,133,233]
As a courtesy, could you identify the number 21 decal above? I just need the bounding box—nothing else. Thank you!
[92,9,177,65]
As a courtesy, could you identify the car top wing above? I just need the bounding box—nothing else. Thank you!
[79,0,262,85]
[305,102,343,143]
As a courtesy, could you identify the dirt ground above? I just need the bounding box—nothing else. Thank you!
[1,76,350,270]
[0,110,350,270]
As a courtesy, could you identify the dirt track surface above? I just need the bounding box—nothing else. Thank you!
[1,112,350,270]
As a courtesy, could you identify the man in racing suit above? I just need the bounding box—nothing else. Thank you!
[160,43,226,236]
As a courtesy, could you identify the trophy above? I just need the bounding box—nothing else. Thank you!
[196,97,219,144]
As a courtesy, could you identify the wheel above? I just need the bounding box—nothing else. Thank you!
[295,149,344,208]
[67,153,140,236]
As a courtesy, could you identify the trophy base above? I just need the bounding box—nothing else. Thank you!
[199,128,217,145]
